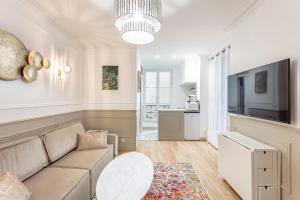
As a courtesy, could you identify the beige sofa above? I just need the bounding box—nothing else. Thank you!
[0,122,118,200]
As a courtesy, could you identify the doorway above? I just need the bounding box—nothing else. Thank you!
[137,70,172,140]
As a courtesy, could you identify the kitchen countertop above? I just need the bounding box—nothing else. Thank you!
[184,111,200,113]
[159,109,199,113]
[159,109,185,112]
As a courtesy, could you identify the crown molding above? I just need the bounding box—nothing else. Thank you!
[19,0,76,39]
[4,0,80,47]
[224,0,266,32]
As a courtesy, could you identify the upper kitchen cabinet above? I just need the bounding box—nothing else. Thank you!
[181,56,201,99]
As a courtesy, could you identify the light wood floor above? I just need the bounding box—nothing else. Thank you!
[135,141,241,200]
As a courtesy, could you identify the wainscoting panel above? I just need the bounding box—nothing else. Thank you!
[83,110,137,151]
[0,110,137,151]
[230,115,300,199]
[0,111,83,144]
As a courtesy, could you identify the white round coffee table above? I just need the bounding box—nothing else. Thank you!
[96,152,153,200]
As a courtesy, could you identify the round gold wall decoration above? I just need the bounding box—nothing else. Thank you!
[28,50,43,70]
[0,30,28,80]
[23,65,38,82]
[42,58,51,69]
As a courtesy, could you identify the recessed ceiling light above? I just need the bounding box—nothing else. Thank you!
[156,54,160,59]
[172,55,177,59]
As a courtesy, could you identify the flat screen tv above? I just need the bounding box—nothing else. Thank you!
[228,59,290,124]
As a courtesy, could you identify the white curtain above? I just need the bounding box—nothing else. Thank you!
[207,47,230,148]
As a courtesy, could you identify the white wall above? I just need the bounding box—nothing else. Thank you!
[228,0,300,199]
[83,46,137,110]
[0,0,84,124]
[229,0,300,127]
[0,0,138,125]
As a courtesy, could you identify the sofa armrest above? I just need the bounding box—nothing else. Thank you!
[107,133,118,158]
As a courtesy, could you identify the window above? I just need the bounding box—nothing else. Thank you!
[145,72,157,105]
[159,72,171,105]
[144,71,172,122]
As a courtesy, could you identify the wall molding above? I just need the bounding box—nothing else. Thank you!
[224,0,265,32]
[0,102,81,110]
[0,111,83,143]
[86,102,134,105]
[84,102,137,111]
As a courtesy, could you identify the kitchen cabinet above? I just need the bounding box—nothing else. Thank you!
[158,110,202,141]
[184,113,201,140]
[158,110,184,141]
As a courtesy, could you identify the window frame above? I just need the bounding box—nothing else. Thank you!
[142,69,173,122]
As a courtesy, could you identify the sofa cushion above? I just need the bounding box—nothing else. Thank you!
[51,145,113,195]
[23,167,90,200]
[43,123,85,162]
[0,136,48,181]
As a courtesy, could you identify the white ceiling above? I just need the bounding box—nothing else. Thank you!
[26,0,127,48]
[26,0,252,65]
[139,0,252,67]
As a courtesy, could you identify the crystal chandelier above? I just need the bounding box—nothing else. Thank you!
[114,0,162,45]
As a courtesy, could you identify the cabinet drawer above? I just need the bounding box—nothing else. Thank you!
[258,187,275,200]
[255,151,273,168]
[258,169,273,186]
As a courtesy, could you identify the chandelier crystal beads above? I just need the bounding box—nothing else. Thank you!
[114,0,162,45]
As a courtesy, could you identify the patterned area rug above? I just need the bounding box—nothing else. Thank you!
[93,163,209,200]
[143,163,209,200]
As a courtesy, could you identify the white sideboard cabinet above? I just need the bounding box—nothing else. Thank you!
[218,132,281,200]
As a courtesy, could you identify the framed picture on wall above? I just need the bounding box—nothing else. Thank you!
[102,66,119,90]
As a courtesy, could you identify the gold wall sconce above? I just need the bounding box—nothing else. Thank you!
[57,62,71,81]
[63,62,72,73]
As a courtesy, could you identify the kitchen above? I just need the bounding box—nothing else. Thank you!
[138,56,207,141]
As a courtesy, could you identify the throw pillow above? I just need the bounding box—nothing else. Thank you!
[0,172,31,200]
[77,132,108,151]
